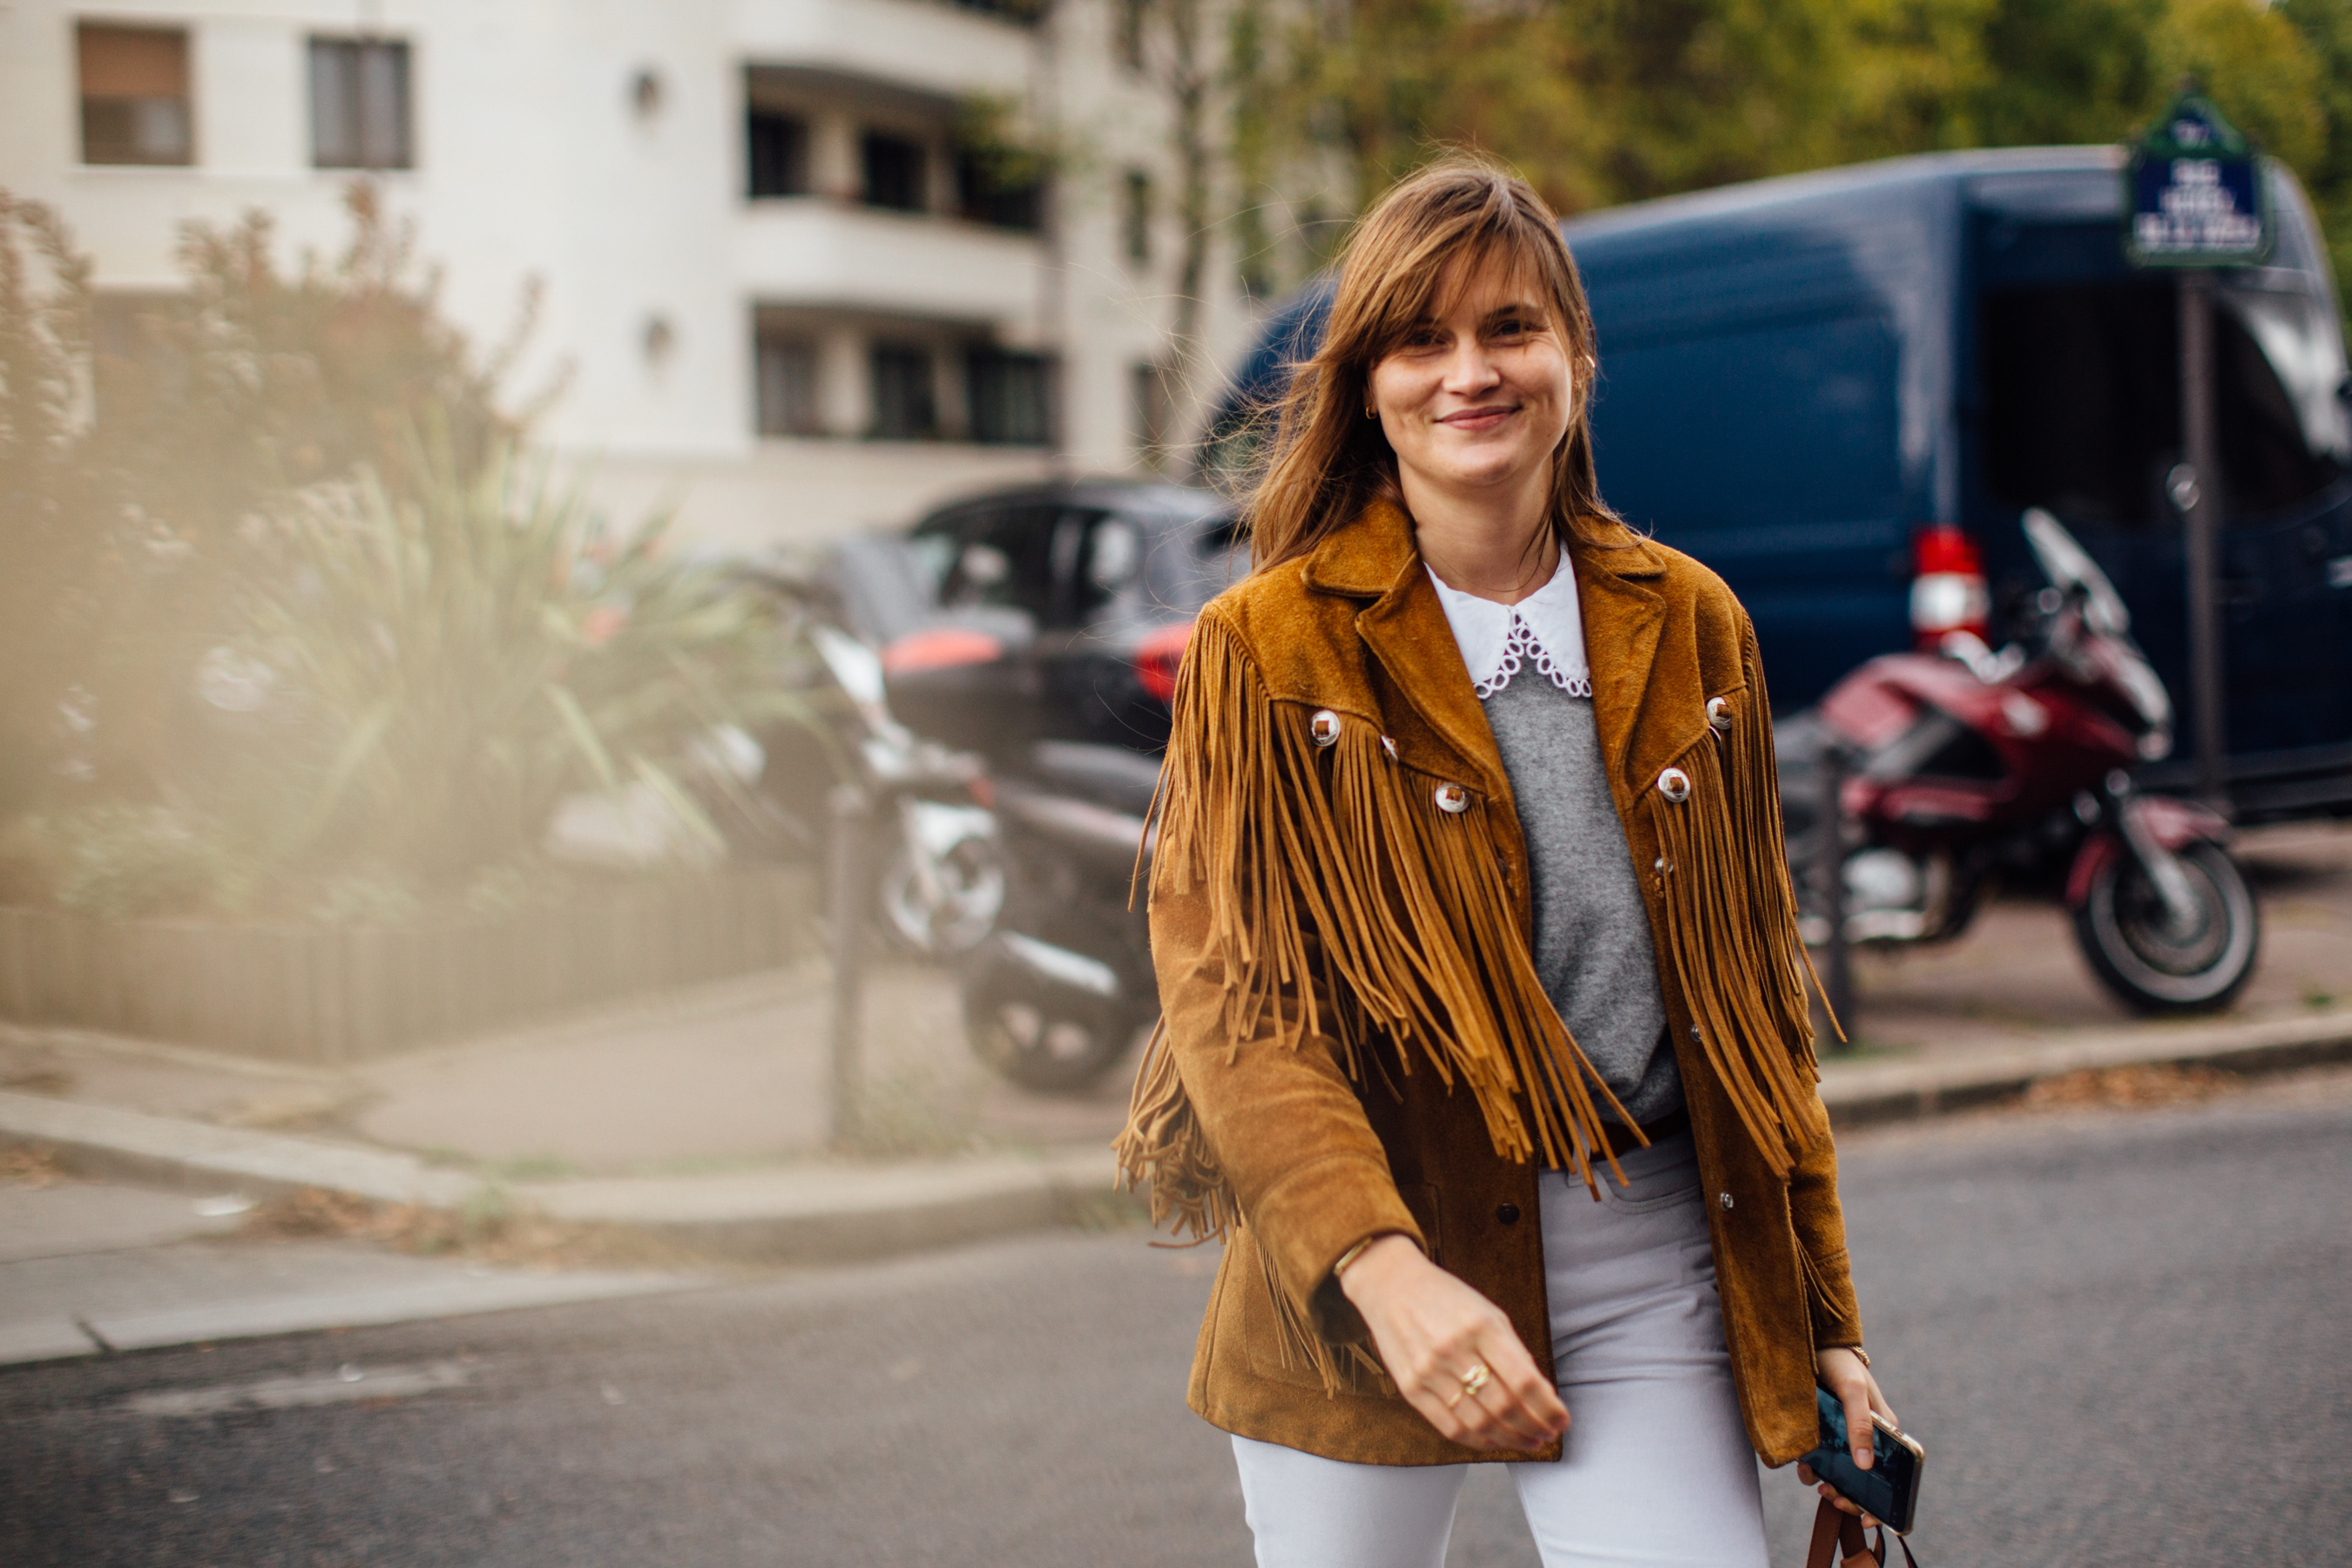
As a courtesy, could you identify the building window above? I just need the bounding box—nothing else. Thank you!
[1114,0,1148,72]
[956,154,1044,232]
[970,351,1055,446]
[1134,360,1177,471]
[1122,170,1153,266]
[310,38,413,169]
[78,24,191,166]
[948,0,1047,18]
[755,332,822,436]
[747,112,809,199]
[862,132,927,213]
[871,343,937,438]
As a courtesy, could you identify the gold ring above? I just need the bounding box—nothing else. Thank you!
[1458,1362,1491,1398]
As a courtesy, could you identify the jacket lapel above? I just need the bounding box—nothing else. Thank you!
[1306,500,1507,797]
[1572,534,1671,802]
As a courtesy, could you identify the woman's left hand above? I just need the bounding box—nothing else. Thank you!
[1796,1348,1897,1527]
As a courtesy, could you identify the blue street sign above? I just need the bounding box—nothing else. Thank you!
[2124,91,2273,269]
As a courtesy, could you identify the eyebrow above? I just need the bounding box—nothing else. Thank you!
[1409,301,1549,328]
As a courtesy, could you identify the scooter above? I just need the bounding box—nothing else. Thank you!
[805,625,1005,956]
[959,740,1161,1091]
[1781,509,2259,1014]
[693,578,1004,958]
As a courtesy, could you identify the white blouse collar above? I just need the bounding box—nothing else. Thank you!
[1426,553,1592,700]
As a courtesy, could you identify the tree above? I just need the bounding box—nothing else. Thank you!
[1229,0,2351,301]
[0,194,102,819]
[2281,0,2352,285]
[0,183,554,820]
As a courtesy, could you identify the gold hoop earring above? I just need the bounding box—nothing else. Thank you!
[1364,406,1377,420]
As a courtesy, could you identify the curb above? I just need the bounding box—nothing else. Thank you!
[8,1009,2349,1267]
[0,1089,1131,1267]
[1817,1009,2352,1127]
[515,1149,1127,1265]
[0,1092,481,1207]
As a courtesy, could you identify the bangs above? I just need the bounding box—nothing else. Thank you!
[1360,217,1566,363]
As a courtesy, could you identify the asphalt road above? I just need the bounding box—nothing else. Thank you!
[5,1074,2349,1568]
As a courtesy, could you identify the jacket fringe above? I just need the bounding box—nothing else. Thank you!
[1648,625,1830,1178]
[1115,612,1632,1240]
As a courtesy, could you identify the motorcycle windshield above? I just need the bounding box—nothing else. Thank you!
[2022,508,2133,639]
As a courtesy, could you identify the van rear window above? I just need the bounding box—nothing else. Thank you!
[1980,280,2344,527]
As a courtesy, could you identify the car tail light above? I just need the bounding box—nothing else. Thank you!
[882,627,1004,676]
[1909,524,1988,645]
[1135,620,1195,705]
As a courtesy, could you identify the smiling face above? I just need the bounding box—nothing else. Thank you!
[1366,251,1576,505]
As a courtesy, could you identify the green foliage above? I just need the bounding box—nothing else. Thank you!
[0,186,799,924]
[0,804,251,921]
[0,183,556,828]
[0,194,104,819]
[1233,0,2352,302]
[2283,0,2352,285]
[91,183,540,552]
[216,423,785,896]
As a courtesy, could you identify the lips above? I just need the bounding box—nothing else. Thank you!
[1438,405,1517,428]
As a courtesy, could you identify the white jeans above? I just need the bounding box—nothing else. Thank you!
[1230,1131,1769,1568]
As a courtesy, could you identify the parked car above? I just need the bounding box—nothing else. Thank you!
[1205,147,2352,822]
[852,480,1244,764]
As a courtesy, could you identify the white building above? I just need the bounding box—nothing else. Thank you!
[0,0,1256,548]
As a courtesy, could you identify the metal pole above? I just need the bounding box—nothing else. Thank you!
[1818,742,1855,1048]
[2178,268,2229,813]
[827,784,869,1148]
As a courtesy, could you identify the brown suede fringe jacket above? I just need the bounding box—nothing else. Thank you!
[1114,498,1865,1470]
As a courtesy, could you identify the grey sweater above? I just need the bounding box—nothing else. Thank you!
[1481,673,1680,1126]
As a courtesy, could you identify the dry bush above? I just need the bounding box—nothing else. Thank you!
[2023,1063,2235,1109]
[242,1185,713,1273]
[0,1145,67,1186]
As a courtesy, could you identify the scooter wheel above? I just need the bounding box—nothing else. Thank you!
[963,950,1148,1093]
[2072,841,2260,1014]
[878,838,1006,958]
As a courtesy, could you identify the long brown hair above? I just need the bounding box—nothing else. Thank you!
[1243,154,1621,573]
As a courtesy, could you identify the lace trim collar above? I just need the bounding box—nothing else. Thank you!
[1426,555,1592,700]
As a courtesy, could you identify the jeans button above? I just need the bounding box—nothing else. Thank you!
[1495,1202,1521,1225]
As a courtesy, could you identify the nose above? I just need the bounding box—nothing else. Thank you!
[1441,336,1502,396]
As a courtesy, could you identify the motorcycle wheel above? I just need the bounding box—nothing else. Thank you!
[2072,841,2259,1014]
[879,837,1006,957]
[963,956,1145,1093]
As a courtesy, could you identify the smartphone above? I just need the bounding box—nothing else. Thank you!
[1801,1386,1925,1536]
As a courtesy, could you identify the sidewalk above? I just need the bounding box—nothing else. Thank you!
[0,1174,705,1369]
[3,820,2349,1333]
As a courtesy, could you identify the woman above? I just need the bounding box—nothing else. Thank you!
[1115,157,1896,1567]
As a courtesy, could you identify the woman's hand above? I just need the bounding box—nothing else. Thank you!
[1796,1347,1898,1526]
[1337,1234,1569,1453]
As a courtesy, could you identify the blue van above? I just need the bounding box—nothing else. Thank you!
[1207,148,2352,822]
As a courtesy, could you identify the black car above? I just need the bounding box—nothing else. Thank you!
[853,480,1243,762]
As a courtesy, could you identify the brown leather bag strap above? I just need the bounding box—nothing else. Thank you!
[1802,1498,1922,1568]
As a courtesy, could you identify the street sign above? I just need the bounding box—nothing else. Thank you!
[2122,86,2269,813]
[2123,91,2273,269]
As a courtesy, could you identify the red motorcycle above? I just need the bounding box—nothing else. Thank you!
[1781,509,2260,1014]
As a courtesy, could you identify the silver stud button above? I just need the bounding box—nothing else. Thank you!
[1719,1193,1734,1210]
[1658,767,1693,803]
[1707,696,1732,733]
[1433,783,1470,814]
[1310,709,1342,747]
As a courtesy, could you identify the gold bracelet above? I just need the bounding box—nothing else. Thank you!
[1842,1345,1871,1369]
[1331,1236,1379,1279]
